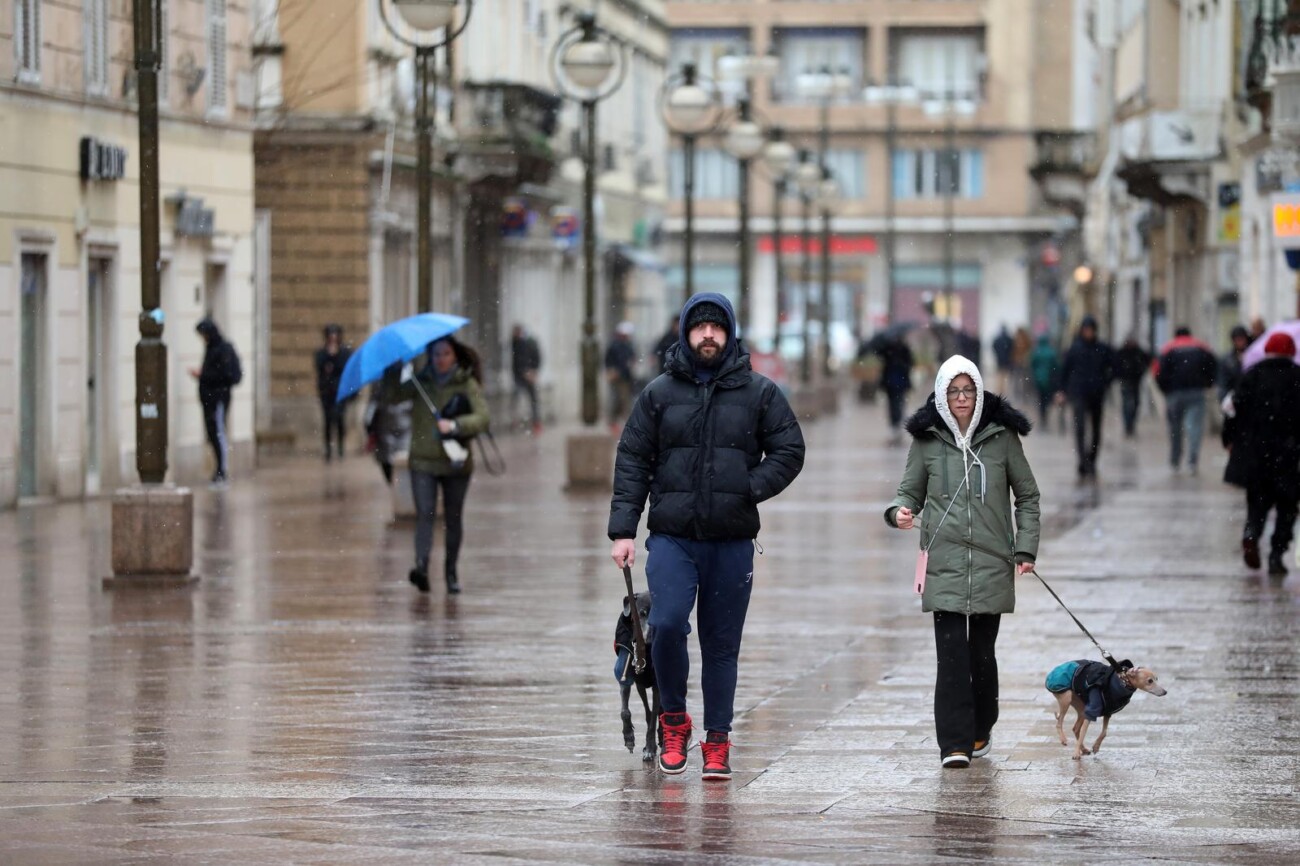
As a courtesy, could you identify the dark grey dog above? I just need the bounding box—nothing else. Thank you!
[614,591,659,761]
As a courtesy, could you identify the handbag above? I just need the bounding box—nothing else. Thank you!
[440,391,506,476]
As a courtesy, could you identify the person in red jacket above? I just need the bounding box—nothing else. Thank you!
[1152,327,1218,475]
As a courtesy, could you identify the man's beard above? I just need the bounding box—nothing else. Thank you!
[692,340,724,367]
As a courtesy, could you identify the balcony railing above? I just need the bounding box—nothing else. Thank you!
[1030,131,1097,175]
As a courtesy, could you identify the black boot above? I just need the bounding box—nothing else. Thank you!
[445,566,461,594]
[1268,551,1288,577]
[408,567,430,593]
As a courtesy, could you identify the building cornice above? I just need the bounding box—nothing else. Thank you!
[0,84,255,134]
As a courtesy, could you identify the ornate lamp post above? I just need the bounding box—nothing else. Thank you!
[794,149,822,385]
[760,128,796,352]
[816,166,840,376]
[379,0,474,312]
[551,12,625,427]
[864,82,919,321]
[922,91,977,327]
[661,64,722,303]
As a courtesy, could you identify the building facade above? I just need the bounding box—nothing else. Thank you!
[665,0,1083,364]
[1,0,257,507]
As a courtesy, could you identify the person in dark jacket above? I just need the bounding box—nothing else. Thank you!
[652,316,681,374]
[1222,333,1300,576]
[1114,336,1152,437]
[886,355,1040,768]
[991,325,1014,394]
[191,318,242,486]
[1217,325,1251,402]
[1056,316,1114,478]
[874,333,914,443]
[1153,326,1218,474]
[510,324,543,434]
[1029,334,1059,427]
[315,324,352,462]
[608,292,805,780]
[605,322,637,431]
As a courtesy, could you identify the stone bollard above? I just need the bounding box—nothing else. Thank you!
[105,484,197,587]
[791,387,821,422]
[818,381,841,415]
[566,431,615,490]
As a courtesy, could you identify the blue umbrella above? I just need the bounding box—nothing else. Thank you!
[335,313,469,404]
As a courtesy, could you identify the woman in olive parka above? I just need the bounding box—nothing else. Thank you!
[886,355,1041,768]
[384,336,490,595]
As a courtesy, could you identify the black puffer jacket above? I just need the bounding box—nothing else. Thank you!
[608,293,805,542]
[1223,356,1300,494]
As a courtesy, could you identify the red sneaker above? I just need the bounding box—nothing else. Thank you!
[658,712,693,775]
[701,731,732,781]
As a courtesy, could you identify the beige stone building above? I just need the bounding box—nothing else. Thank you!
[665,0,1094,358]
[0,0,257,506]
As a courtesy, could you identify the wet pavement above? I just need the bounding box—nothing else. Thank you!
[2,395,1298,864]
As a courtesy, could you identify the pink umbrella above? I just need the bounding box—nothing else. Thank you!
[1241,320,1300,370]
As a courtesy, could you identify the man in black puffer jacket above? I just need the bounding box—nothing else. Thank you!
[609,292,804,781]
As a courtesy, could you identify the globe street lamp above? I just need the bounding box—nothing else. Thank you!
[661,63,722,303]
[378,0,474,313]
[794,149,822,385]
[922,91,977,327]
[761,128,796,353]
[864,82,920,321]
[551,12,626,427]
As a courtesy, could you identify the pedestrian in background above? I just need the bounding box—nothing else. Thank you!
[887,355,1040,769]
[605,321,637,432]
[1011,326,1034,400]
[1249,316,1268,342]
[1154,326,1218,475]
[653,315,681,375]
[315,324,352,462]
[992,325,1014,395]
[510,324,543,435]
[1057,316,1115,479]
[874,332,915,445]
[609,293,805,780]
[384,337,489,595]
[1029,334,1059,427]
[364,364,411,485]
[1218,325,1252,402]
[1115,336,1152,438]
[191,317,242,488]
[1222,332,1300,576]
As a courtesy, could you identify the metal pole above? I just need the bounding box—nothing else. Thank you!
[737,97,753,335]
[944,106,955,328]
[885,97,897,321]
[416,46,435,314]
[773,176,786,351]
[818,97,831,379]
[683,133,696,303]
[800,191,812,385]
[581,98,600,425]
[133,0,166,484]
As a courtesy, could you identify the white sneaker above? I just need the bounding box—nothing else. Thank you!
[972,738,991,758]
[942,753,970,769]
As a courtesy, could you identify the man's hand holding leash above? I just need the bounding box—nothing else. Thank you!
[611,539,636,568]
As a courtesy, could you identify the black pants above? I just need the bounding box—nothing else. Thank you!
[321,398,345,457]
[885,388,907,429]
[1120,381,1140,436]
[202,399,229,479]
[933,612,1001,757]
[1071,395,1104,475]
[411,471,472,575]
[1245,479,1300,557]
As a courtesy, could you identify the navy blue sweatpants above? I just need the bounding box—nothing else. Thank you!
[644,533,754,733]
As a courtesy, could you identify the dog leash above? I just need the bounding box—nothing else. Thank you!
[621,566,649,674]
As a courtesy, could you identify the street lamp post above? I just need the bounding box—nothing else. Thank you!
[723,97,765,332]
[865,82,919,322]
[761,128,796,352]
[379,0,474,313]
[923,90,977,328]
[817,166,840,376]
[661,64,722,304]
[133,0,165,485]
[794,150,821,385]
[551,13,625,427]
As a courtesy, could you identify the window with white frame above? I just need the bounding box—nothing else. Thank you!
[85,0,109,95]
[891,29,984,100]
[771,28,866,102]
[15,0,42,82]
[891,149,984,200]
[207,0,228,114]
[784,150,867,199]
[158,0,170,105]
[668,28,750,100]
[668,148,739,200]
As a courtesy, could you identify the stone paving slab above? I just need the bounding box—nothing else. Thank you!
[0,398,1297,863]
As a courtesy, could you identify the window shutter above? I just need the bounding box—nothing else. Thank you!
[159,0,170,104]
[18,0,43,77]
[208,0,228,112]
[85,0,108,93]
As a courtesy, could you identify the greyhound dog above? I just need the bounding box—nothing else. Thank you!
[1046,658,1167,760]
[614,592,660,761]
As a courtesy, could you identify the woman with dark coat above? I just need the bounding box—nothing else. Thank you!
[384,337,490,594]
[886,355,1041,768]
[1222,333,1300,576]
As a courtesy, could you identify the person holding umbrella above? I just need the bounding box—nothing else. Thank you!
[384,336,489,594]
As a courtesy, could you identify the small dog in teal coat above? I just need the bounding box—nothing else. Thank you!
[1046,659,1167,759]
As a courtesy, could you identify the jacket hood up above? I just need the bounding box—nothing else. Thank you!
[905,388,1032,442]
[932,355,985,447]
[667,292,748,382]
[196,317,224,343]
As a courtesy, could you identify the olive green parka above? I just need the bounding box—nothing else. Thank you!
[384,365,490,476]
[885,377,1040,615]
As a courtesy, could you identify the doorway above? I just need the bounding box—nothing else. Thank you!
[19,254,49,499]
[86,257,114,494]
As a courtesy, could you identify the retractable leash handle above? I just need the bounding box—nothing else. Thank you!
[622,565,648,674]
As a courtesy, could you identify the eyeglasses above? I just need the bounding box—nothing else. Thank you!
[946,387,977,399]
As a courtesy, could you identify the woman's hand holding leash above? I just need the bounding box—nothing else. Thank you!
[1017,562,1035,576]
[611,539,636,568]
[894,507,914,530]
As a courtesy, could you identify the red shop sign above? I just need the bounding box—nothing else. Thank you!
[756,235,878,255]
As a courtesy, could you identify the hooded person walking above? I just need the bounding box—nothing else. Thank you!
[191,317,242,487]
[886,356,1041,768]
[608,292,805,781]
